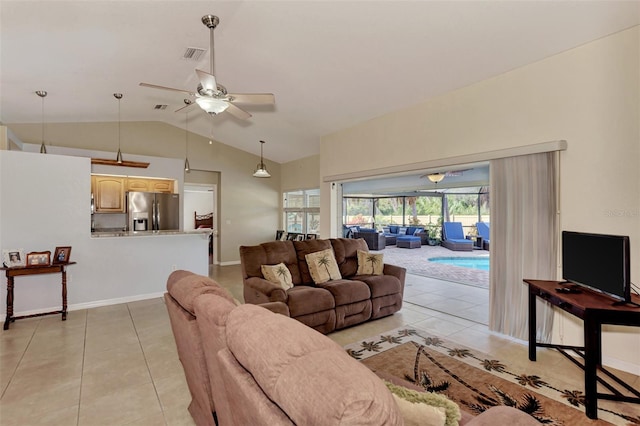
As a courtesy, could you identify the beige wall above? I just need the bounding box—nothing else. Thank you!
[320,27,639,372]
[280,154,320,192]
[8,121,281,264]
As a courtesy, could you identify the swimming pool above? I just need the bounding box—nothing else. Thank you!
[427,257,490,271]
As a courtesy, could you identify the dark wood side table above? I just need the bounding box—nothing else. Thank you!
[2,262,76,330]
[525,279,640,419]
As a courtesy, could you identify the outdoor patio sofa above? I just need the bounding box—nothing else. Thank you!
[353,228,386,250]
[442,221,474,251]
[239,237,406,334]
[384,225,429,245]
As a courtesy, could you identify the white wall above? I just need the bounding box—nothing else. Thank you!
[319,27,640,374]
[0,151,208,316]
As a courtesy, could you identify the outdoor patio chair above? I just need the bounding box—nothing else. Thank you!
[441,221,473,251]
[476,222,490,250]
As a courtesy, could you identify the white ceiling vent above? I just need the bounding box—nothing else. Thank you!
[182,47,207,61]
[153,104,168,110]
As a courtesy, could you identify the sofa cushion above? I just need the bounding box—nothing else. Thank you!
[398,227,408,235]
[225,304,403,426]
[384,380,460,426]
[293,239,333,284]
[240,241,302,285]
[389,225,399,234]
[356,250,384,275]
[305,248,342,284]
[330,238,368,277]
[316,279,370,306]
[353,274,402,298]
[286,286,335,317]
[261,263,294,290]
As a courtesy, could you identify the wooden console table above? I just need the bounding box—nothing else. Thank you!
[525,279,640,419]
[2,262,76,330]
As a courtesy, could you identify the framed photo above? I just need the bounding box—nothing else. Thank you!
[295,234,305,241]
[53,246,72,264]
[306,234,317,240]
[26,251,51,267]
[2,249,26,268]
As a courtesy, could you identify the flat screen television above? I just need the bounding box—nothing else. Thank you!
[562,231,631,303]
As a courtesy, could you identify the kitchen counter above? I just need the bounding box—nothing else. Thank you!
[91,229,212,238]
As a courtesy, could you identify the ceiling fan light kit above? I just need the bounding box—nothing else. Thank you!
[195,96,229,115]
[253,140,271,178]
[36,90,48,154]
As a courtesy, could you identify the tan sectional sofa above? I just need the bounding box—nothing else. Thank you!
[239,237,406,334]
[165,270,539,426]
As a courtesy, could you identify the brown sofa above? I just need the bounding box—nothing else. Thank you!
[166,271,539,426]
[239,237,406,334]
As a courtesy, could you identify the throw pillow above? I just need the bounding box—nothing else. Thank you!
[261,263,294,290]
[305,249,341,284]
[356,250,384,275]
[383,380,461,426]
[398,227,408,235]
[413,228,423,236]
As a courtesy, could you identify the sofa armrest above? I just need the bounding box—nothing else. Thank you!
[259,302,290,316]
[243,277,288,304]
[383,263,406,286]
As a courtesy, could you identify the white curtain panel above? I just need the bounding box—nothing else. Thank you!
[489,152,557,342]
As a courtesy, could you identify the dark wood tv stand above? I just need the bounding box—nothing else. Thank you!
[525,279,640,419]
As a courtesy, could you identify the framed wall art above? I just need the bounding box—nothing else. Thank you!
[2,249,26,267]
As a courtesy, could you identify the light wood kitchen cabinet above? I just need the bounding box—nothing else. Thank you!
[149,179,174,193]
[93,175,126,213]
[125,178,151,192]
[125,178,173,193]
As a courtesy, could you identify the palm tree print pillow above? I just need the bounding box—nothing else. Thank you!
[305,249,342,284]
[356,250,384,275]
[261,263,294,290]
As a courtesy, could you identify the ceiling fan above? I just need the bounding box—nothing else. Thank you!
[139,14,275,120]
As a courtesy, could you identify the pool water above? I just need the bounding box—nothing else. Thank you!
[427,257,490,271]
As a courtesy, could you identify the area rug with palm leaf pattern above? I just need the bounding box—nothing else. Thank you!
[344,328,638,425]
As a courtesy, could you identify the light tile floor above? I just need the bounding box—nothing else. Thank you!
[0,264,637,425]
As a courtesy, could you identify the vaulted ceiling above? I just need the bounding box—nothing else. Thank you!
[2,1,638,163]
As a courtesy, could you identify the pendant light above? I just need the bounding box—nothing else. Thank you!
[253,140,271,178]
[114,93,123,163]
[184,99,192,172]
[36,91,47,154]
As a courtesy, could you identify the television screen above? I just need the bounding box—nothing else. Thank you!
[562,231,630,302]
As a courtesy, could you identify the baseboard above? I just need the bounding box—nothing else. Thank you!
[219,260,241,266]
[602,355,640,376]
[2,292,166,317]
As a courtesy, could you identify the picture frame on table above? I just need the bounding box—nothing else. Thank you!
[306,234,317,240]
[26,251,51,267]
[52,246,72,264]
[295,234,305,241]
[2,249,26,268]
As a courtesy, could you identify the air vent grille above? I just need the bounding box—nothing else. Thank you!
[154,105,168,110]
[183,47,207,61]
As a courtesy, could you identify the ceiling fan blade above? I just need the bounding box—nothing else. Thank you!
[225,103,252,120]
[139,82,195,96]
[228,93,275,105]
[195,69,217,92]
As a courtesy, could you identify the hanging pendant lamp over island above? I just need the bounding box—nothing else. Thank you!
[114,93,123,164]
[253,140,271,178]
[36,90,47,154]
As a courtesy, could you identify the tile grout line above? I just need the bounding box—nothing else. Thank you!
[0,320,39,401]
[127,302,169,426]
[76,309,88,426]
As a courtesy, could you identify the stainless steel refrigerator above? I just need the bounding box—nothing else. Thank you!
[127,192,180,231]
